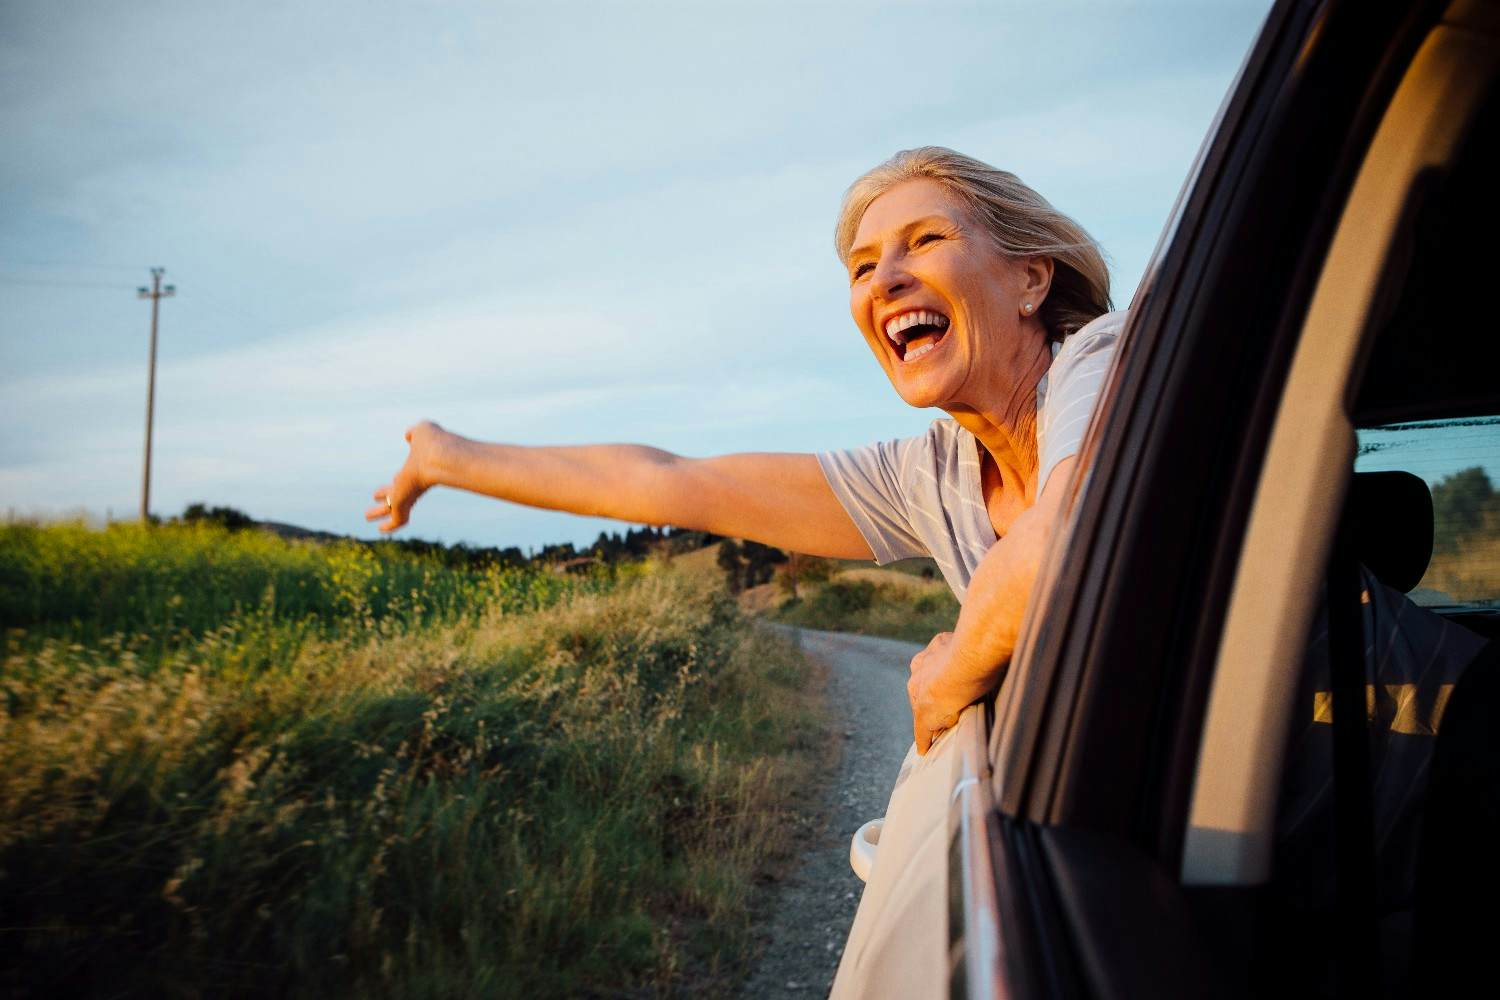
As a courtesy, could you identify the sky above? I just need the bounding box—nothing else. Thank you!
[1,0,1275,552]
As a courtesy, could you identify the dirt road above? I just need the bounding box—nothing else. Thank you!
[739,627,918,998]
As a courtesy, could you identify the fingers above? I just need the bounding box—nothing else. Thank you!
[914,719,952,756]
[909,673,930,755]
[364,507,404,530]
[364,492,389,522]
[913,694,944,755]
[364,488,393,521]
[363,486,405,532]
[915,715,942,755]
[910,667,955,756]
[367,422,434,532]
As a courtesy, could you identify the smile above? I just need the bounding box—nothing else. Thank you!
[883,308,951,363]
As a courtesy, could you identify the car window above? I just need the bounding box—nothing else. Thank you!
[1257,28,1500,991]
[1355,417,1500,609]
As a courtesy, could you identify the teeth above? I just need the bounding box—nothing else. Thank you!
[905,341,936,361]
[884,309,950,345]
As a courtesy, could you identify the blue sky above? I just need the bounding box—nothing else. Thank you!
[1,0,1273,551]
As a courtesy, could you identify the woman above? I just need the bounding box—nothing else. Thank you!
[366,147,1123,754]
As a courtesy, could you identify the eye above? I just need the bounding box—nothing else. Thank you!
[852,261,875,280]
[914,231,943,247]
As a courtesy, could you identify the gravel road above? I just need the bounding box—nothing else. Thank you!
[739,627,918,999]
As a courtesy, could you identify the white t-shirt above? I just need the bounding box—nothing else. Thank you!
[816,310,1125,601]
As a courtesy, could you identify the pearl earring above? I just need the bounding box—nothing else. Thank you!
[1023,302,1034,315]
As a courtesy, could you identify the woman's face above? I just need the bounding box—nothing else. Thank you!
[846,177,1051,412]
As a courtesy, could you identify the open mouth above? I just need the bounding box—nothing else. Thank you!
[883,308,951,363]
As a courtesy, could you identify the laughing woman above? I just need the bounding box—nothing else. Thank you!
[366,147,1123,753]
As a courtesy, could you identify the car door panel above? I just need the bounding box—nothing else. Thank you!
[831,709,977,999]
[1038,825,1233,999]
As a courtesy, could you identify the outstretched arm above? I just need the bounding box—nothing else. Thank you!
[365,420,875,560]
[906,455,1078,754]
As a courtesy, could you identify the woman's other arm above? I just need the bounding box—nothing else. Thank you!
[366,420,875,560]
[905,455,1078,753]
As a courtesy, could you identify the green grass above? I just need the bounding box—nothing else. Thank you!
[771,569,960,644]
[0,520,823,998]
[0,519,601,645]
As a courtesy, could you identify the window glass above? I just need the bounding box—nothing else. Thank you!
[1355,416,1500,608]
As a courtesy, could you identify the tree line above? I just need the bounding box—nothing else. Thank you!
[1431,466,1499,552]
[176,503,741,575]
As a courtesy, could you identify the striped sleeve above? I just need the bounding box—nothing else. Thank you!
[1036,312,1124,494]
[816,434,930,565]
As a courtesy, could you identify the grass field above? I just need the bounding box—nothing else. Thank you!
[0,520,824,998]
[1423,533,1500,605]
[769,564,959,644]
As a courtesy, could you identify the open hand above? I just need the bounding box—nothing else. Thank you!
[365,420,447,533]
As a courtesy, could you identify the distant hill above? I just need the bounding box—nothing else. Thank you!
[253,519,348,544]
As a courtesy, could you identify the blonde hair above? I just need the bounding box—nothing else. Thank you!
[835,146,1112,340]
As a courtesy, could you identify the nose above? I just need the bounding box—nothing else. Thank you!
[870,256,913,301]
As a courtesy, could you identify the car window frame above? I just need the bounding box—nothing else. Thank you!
[1183,9,1500,887]
[987,0,1451,861]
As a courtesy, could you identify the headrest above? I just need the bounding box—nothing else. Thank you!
[1345,470,1434,593]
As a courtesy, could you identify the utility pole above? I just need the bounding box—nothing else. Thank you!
[138,267,175,522]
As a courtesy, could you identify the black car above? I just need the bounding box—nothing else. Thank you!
[832,0,1500,995]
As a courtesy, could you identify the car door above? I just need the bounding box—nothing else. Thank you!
[832,0,1500,996]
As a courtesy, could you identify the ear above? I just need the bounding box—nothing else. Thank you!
[1021,255,1054,306]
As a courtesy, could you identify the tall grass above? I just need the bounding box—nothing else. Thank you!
[0,522,822,998]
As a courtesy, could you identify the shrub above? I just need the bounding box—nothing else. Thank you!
[772,572,960,643]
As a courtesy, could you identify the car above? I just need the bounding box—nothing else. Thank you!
[830,0,1500,996]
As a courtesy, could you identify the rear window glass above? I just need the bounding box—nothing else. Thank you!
[1355,416,1500,608]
